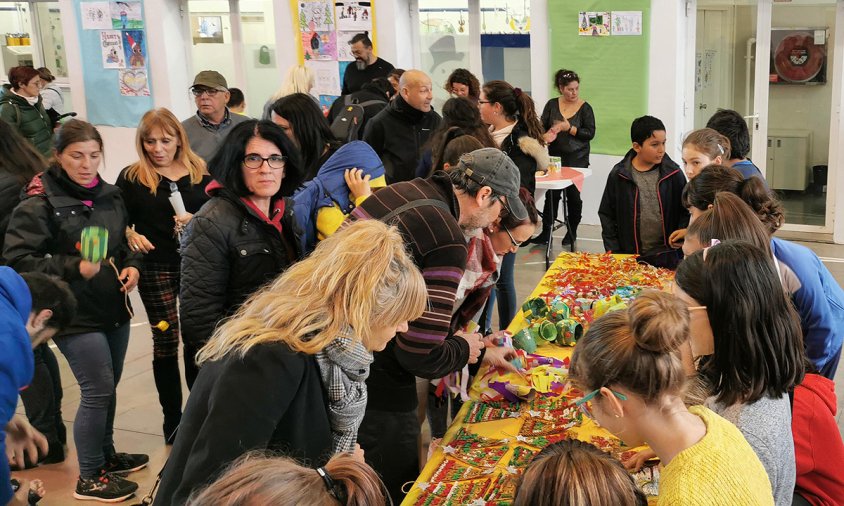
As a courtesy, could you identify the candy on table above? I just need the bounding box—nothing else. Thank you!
[508,445,538,468]
[519,417,570,437]
[632,464,660,497]
[463,401,522,424]
[483,472,520,504]
[514,431,569,449]
[449,444,510,469]
[447,427,509,448]
[430,458,492,483]
[413,477,493,506]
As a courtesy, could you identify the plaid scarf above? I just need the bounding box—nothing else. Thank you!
[314,329,373,453]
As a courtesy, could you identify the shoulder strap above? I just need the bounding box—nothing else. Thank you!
[13,102,22,128]
[358,99,385,108]
[381,198,450,223]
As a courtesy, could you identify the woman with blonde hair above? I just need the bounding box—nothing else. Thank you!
[155,220,427,505]
[186,451,389,506]
[115,107,210,441]
[263,64,316,119]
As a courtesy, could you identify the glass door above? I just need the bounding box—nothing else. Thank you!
[764,0,837,230]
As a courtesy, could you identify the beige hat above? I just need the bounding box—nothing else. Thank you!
[191,70,228,91]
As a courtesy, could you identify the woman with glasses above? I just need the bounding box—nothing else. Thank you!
[179,120,304,388]
[534,69,595,246]
[115,108,211,441]
[568,290,775,505]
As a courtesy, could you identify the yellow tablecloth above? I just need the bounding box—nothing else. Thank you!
[402,253,667,506]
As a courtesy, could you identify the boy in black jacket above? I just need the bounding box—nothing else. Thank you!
[598,115,689,268]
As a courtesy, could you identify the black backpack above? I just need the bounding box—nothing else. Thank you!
[330,95,384,143]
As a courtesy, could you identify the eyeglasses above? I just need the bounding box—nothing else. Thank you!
[574,388,627,420]
[478,100,491,104]
[191,87,221,97]
[243,154,287,170]
[502,223,522,248]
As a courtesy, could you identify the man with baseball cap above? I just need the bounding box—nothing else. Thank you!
[181,70,249,162]
[344,147,524,501]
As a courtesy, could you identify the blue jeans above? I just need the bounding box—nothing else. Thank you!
[54,324,130,478]
[484,252,518,331]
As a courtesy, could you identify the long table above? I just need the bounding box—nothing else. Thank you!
[402,253,669,506]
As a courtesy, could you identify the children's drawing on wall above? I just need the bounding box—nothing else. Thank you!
[318,95,336,117]
[335,1,372,32]
[122,30,146,68]
[305,60,342,96]
[109,1,143,30]
[119,68,150,96]
[100,30,125,69]
[336,31,359,61]
[298,0,334,32]
[302,29,337,61]
[80,1,112,30]
[578,12,610,37]
[611,11,642,36]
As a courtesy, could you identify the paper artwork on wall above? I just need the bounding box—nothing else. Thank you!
[109,1,143,30]
[578,12,610,37]
[100,30,125,68]
[611,11,642,36]
[335,1,372,32]
[80,2,112,29]
[298,0,335,32]
[119,68,150,96]
[122,30,146,68]
[336,31,359,61]
[306,60,341,96]
[302,30,337,61]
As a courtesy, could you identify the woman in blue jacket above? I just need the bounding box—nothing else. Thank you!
[684,165,844,378]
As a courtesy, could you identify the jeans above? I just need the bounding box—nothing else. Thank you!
[53,324,130,478]
[19,344,65,447]
[484,251,518,332]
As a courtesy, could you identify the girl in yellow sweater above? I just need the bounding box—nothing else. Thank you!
[569,291,774,505]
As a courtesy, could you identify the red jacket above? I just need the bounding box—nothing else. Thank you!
[793,373,844,505]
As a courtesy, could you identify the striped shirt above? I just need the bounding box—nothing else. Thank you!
[346,173,470,411]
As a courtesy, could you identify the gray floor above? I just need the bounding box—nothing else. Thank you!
[12,224,844,505]
[777,189,827,227]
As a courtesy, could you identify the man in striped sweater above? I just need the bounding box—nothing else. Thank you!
[346,148,527,501]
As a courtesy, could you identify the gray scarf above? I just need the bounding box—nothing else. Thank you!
[315,329,373,453]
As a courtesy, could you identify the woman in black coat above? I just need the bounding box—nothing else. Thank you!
[179,120,304,388]
[3,120,147,502]
[0,119,46,256]
[538,69,596,246]
[156,220,427,505]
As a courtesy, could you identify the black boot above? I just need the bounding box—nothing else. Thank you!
[152,356,183,443]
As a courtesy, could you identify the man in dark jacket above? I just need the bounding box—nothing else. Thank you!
[598,115,689,268]
[346,148,527,501]
[363,70,441,184]
[327,77,390,139]
[341,32,395,95]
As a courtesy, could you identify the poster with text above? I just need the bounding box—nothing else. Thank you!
[100,30,125,68]
[306,60,341,96]
[122,30,147,68]
[119,68,150,96]
[110,1,143,29]
[298,0,334,32]
[80,2,111,29]
[335,1,372,32]
[578,11,610,37]
[336,31,359,61]
[611,11,642,36]
[302,31,337,61]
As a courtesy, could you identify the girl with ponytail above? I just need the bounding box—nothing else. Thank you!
[569,290,774,505]
[683,165,844,379]
[186,451,389,505]
[478,80,548,333]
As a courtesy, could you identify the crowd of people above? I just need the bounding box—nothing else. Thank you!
[1,28,843,506]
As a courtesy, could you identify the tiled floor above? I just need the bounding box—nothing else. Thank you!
[12,224,844,505]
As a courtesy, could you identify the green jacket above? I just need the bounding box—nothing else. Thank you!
[0,84,53,157]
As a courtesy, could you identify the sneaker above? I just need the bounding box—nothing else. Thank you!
[74,471,138,502]
[104,452,149,475]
